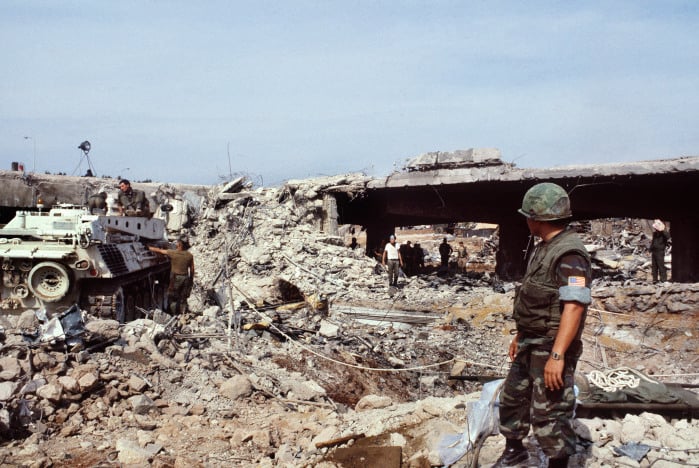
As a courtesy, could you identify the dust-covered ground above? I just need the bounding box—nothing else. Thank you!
[1,176,698,467]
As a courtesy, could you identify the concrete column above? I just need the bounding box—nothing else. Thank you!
[322,194,339,235]
[495,218,530,281]
[668,217,699,283]
[364,225,396,260]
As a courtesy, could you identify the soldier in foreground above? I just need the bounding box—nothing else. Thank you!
[149,238,195,314]
[494,183,591,468]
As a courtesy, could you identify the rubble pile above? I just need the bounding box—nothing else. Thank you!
[0,175,697,467]
[582,218,699,313]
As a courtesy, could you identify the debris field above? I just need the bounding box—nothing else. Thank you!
[0,174,698,467]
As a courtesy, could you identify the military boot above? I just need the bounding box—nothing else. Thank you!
[493,439,529,467]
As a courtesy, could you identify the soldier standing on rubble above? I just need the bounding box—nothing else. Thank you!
[438,237,453,269]
[117,179,150,217]
[399,240,414,276]
[457,241,468,273]
[413,243,425,274]
[149,238,195,314]
[650,219,670,283]
[494,183,591,468]
[382,235,403,287]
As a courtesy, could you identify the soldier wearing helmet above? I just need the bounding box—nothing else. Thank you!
[494,182,591,468]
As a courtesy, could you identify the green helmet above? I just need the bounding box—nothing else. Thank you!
[518,182,572,221]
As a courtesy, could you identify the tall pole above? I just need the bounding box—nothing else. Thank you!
[24,136,36,172]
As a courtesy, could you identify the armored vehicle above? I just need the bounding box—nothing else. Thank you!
[0,204,171,322]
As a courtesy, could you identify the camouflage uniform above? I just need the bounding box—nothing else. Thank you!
[499,336,582,458]
[498,183,591,463]
[117,187,150,216]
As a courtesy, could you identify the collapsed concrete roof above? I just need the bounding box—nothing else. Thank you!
[324,153,699,282]
[373,153,699,188]
[404,148,508,172]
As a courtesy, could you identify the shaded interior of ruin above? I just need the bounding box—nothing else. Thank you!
[332,171,698,282]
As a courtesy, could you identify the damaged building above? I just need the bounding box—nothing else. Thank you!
[0,153,697,467]
[325,149,699,283]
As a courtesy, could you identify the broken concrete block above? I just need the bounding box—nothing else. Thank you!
[36,383,62,403]
[0,381,19,401]
[286,380,326,401]
[355,394,392,411]
[116,438,152,465]
[31,352,57,370]
[85,319,121,340]
[129,394,156,415]
[219,375,252,400]
[57,376,80,394]
[129,375,149,393]
[78,373,98,392]
[0,357,22,380]
[318,320,339,338]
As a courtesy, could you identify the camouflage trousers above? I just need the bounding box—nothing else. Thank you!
[168,274,192,314]
[498,336,582,459]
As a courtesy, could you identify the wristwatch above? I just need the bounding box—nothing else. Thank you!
[551,351,563,361]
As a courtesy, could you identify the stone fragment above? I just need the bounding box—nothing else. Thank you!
[19,378,46,396]
[129,375,149,392]
[286,379,326,401]
[128,394,156,415]
[57,376,80,393]
[0,357,22,380]
[36,383,62,403]
[78,373,98,392]
[116,438,152,465]
[620,415,646,444]
[219,375,252,400]
[318,320,339,338]
[85,319,121,340]
[31,352,56,370]
[355,394,392,411]
[309,426,337,452]
[0,381,19,401]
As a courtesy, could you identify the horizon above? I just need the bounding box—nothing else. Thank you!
[2,1,698,186]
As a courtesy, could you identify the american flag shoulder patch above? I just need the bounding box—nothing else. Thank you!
[568,276,586,287]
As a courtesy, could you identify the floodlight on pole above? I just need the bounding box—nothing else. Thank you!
[76,140,97,177]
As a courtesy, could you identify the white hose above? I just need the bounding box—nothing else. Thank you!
[587,367,660,392]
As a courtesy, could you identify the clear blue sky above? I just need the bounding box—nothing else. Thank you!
[2,1,698,186]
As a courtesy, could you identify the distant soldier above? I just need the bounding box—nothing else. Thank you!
[149,238,195,314]
[438,237,453,269]
[650,219,670,283]
[457,241,468,273]
[399,240,414,276]
[413,243,425,274]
